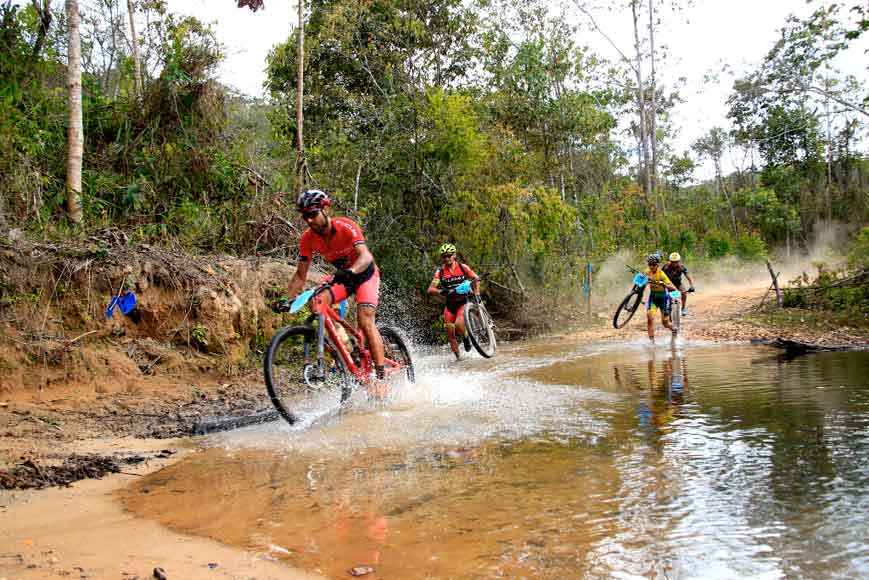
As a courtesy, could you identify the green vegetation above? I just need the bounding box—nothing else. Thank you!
[779,232,869,327]
[1,0,866,331]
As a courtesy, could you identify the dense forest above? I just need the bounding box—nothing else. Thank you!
[1,0,867,327]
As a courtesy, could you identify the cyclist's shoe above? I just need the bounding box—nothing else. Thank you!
[366,377,390,400]
[681,308,689,316]
[453,349,462,361]
[462,334,472,352]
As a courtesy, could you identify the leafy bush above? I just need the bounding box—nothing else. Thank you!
[735,232,767,260]
[705,230,733,258]
[677,230,697,257]
[783,265,869,323]
[848,227,869,270]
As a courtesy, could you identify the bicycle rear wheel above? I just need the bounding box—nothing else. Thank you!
[464,302,496,358]
[264,325,351,425]
[613,289,644,329]
[379,326,415,383]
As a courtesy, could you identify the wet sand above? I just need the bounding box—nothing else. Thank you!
[0,441,321,579]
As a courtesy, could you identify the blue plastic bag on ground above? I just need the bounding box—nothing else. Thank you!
[105,291,137,318]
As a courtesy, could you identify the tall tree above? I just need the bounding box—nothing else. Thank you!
[66,0,83,223]
[126,0,143,94]
[734,4,868,119]
[575,0,653,208]
[630,0,652,202]
[295,0,305,194]
[31,0,52,60]
[647,0,658,196]
[693,128,736,236]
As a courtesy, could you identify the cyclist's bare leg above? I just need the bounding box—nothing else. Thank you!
[454,308,468,339]
[646,310,655,341]
[357,305,385,368]
[445,323,460,356]
[662,309,673,331]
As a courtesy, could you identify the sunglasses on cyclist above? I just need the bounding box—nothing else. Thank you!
[301,209,321,220]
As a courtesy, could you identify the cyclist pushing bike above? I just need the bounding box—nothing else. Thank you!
[427,243,481,361]
[645,253,678,343]
[285,189,387,381]
[662,252,695,316]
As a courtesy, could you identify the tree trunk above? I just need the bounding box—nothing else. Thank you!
[824,85,833,222]
[295,0,306,195]
[31,0,52,60]
[66,0,83,224]
[647,0,658,198]
[631,1,652,207]
[108,0,119,97]
[127,0,143,95]
[717,160,737,236]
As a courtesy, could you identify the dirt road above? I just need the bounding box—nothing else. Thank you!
[563,281,769,344]
[564,280,865,346]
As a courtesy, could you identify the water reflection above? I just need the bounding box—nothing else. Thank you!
[618,347,690,440]
[121,345,869,579]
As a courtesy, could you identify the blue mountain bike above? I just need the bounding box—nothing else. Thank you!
[613,266,648,329]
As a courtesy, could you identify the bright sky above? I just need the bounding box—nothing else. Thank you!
[168,0,867,179]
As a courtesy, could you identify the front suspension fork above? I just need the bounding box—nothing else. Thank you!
[315,312,327,379]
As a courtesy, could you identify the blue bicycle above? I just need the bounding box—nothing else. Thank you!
[613,266,648,329]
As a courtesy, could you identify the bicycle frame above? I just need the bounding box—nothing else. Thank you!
[668,290,682,315]
[307,286,404,383]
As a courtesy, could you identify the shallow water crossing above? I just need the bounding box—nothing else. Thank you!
[121,340,869,579]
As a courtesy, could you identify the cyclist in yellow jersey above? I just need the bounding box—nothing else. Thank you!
[644,253,678,342]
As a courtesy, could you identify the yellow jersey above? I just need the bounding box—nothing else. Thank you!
[644,267,673,294]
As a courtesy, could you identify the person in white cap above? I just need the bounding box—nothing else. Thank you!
[663,252,695,316]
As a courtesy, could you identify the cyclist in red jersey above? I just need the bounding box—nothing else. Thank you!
[427,243,480,360]
[286,190,386,379]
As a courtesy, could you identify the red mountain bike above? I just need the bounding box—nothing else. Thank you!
[264,283,415,425]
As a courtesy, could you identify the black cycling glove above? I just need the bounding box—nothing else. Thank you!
[332,269,355,286]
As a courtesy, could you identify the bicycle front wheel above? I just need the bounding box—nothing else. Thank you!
[613,289,644,329]
[670,300,681,335]
[264,325,351,425]
[464,303,497,358]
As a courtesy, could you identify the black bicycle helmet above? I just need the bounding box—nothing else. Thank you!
[646,253,660,266]
[296,189,332,212]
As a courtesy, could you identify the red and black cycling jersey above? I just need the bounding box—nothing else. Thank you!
[299,217,375,286]
[432,262,479,307]
[662,262,688,287]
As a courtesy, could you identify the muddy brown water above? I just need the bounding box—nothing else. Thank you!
[121,340,869,579]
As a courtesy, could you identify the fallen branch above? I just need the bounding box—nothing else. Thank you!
[785,271,869,292]
[751,337,865,354]
[766,259,782,307]
[67,329,99,345]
